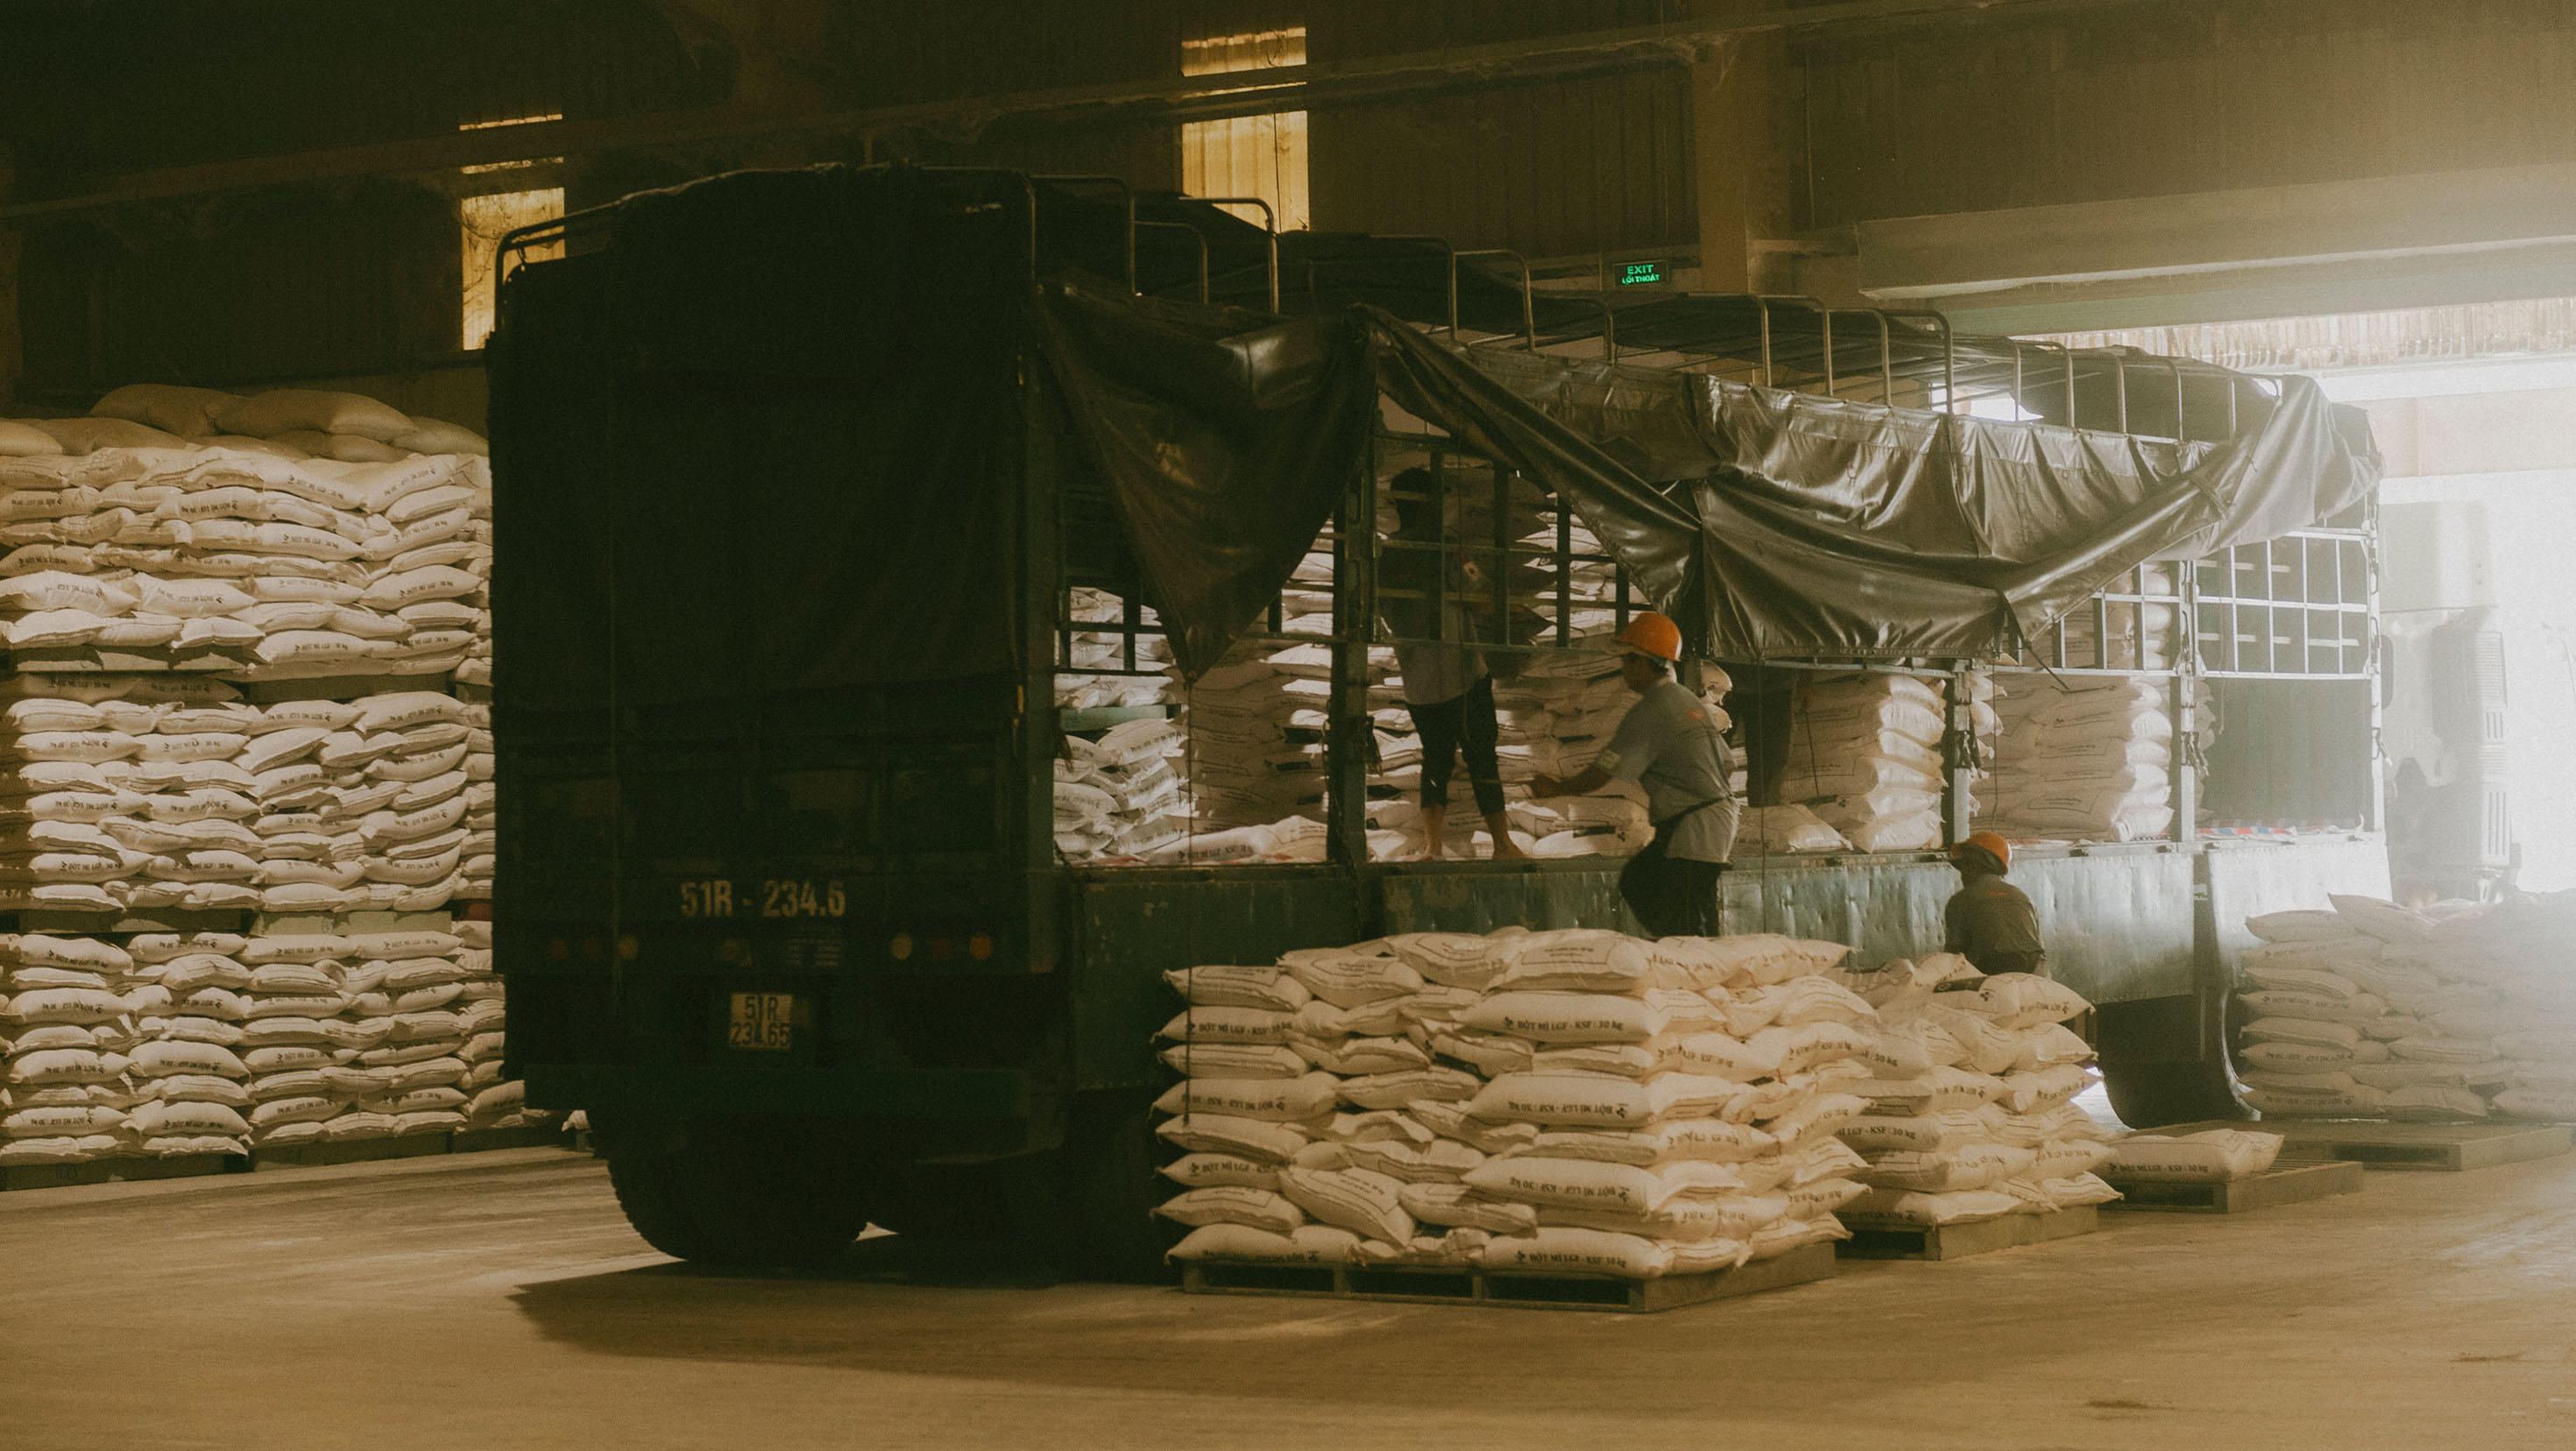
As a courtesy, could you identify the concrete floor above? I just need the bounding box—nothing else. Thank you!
[4,1148,2573,1451]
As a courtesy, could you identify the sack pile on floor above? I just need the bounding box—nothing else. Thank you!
[1829,953,2119,1225]
[1779,672,1982,853]
[2235,892,2576,1121]
[1981,675,2183,843]
[1,389,491,685]
[0,918,537,1164]
[0,684,492,915]
[1152,926,1880,1278]
[2103,1128,2282,1181]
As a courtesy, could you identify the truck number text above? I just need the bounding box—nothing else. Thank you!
[680,879,848,919]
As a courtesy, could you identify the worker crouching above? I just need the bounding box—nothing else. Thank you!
[1944,830,2049,979]
[1531,612,1739,938]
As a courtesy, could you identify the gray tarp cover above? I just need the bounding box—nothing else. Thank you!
[1364,308,2379,662]
[1051,294,2376,673]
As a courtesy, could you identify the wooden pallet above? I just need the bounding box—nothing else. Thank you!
[1837,1205,2100,1261]
[2103,1158,2366,1213]
[0,1152,246,1193]
[1180,1240,1837,1313]
[2146,1118,2575,1172]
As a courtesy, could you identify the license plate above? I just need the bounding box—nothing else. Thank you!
[726,992,796,1052]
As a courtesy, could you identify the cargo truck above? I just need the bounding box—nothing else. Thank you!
[487,164,2386,1271]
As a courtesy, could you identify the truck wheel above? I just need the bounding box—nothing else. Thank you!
[598,1111,877,1268]
[1065,1094,1181,1281]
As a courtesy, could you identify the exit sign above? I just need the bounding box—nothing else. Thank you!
[1617,259,1666,286]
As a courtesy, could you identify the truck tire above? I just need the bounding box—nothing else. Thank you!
[598,1111,878,1268]
[1065,1093,1181,1281]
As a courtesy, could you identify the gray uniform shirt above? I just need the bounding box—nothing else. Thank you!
[1595,677,1740,863]
[1393,598,1487,707]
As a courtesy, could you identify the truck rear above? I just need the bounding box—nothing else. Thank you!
[488,166,1108,1264]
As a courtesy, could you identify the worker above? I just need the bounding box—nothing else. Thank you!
[1943,830,2050,978]
[1382,470,1524,861]
[1530,612,1737,937]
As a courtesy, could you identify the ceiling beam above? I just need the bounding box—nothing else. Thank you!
[0,0,2141,223]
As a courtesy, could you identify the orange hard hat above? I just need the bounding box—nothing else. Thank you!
[1613,612,1683,662]
[1950,831,2011,873]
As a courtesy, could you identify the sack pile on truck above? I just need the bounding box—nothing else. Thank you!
[2233,893,2576,1122]
[1055,589,1178,711]
[1779,672,1982,854]
[1980,675,2193,844]
[1151,926,1884,1278]
[1055,719,1188,863]
[2049,570,2183,671]
[1829,952,2120,1224]
[0,917,539,1164]
[1167,642,1327,835]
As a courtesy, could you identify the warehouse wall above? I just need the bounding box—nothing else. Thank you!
[1796,0,2576,227]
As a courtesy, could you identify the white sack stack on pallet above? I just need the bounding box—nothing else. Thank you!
[0,917,534,1164]
[2104,1128,2282,1182]
[1151,926,1879,1278]
[0,393,491,684]
[0,685,492,916]
[2234,892,2576,1122]
[1829,953,2119,1224]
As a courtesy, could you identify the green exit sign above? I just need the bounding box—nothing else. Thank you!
[1617,259,1666,286]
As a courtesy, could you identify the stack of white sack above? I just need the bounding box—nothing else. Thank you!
[1780,672,1973,853]
[1981,676,2179,843]
[1054,589,1178,711]
[1055,718,1188,862]
[0,400,490,683]
[0,685,490,916]
[1165,643,1326,832]
[2234,893,2576,1122]
[1829,953,2117,1225]
[1151,926,1879,1278]
[2103,1128,2282,1182]
[0,918,532,1164]
[1737,805,1851,855]
[2049,566,2183,671]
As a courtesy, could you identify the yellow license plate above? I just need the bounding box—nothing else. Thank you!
[726,992,796,1051]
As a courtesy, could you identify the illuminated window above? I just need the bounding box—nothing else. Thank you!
[1179,28,1308,232]
[458,112,565,350]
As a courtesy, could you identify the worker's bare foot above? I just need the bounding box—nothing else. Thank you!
[1490,839,1529,860]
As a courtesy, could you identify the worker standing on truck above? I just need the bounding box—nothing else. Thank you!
[1943,831,2050,978]
[1530,612,1738,937]
[1384,469,1525,860]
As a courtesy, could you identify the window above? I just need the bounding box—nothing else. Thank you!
[458,112,565,350]
[1179,28,1309,232]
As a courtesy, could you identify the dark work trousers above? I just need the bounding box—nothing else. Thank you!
[1407,676,1507,816]
[1619,822,1725,938]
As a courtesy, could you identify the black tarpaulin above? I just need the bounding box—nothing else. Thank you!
[492,166,1026,707]
[1035,283,1379,677]
[1367,314,2379,660]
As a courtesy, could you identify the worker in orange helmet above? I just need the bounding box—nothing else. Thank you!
[1531,612,1738,938]
[1944,830,2050,979]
